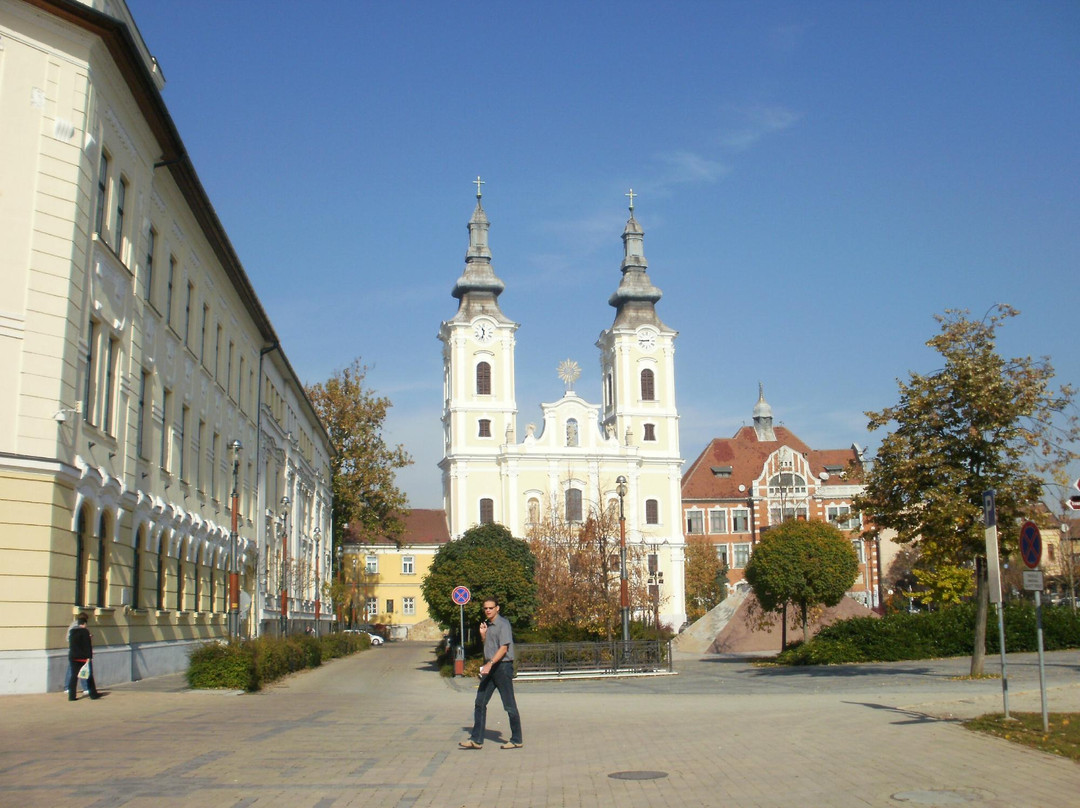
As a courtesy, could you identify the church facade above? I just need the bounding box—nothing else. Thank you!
[439,191,687,630]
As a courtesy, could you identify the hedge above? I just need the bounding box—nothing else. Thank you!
[187,631,369,690]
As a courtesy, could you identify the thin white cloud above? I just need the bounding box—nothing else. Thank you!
[718,104,801,151]
[654,151,731,186]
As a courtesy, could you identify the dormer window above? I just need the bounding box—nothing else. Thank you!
[711,466,732,477]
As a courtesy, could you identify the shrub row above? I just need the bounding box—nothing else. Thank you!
[187,631,369,690]
[776,602,1080,666]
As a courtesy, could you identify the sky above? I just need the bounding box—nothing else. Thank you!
[125,0,1080,509]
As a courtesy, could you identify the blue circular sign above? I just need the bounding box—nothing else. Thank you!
[1019,521,1042,569]
[452,586,471,605]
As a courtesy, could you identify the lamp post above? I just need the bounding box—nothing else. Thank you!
[228,439,242,641]
[616,475,629,645]
[279,495,290,636]
[335,545,343,628]
[1063,523,1076,612]
[313,527,321,637]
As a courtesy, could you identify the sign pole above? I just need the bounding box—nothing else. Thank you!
[451,586,471,677]
[984,490,1009,718]
[1020,519,1048,732]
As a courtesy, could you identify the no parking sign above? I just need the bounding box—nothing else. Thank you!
[1019,521,1042,569]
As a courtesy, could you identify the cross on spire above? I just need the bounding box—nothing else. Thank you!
[474,175,485,199]
[625,187,637,213]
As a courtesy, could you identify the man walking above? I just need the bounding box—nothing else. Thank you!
[459,597,522,749]
[67,612,101,701]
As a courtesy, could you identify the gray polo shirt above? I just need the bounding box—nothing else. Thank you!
[484,614,514,663]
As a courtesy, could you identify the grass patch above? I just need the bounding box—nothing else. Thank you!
[964,713,1080,761]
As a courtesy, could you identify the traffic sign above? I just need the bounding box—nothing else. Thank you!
[1019,521,1042,569]
[452,586,471,605]
[1067,495,1080,511]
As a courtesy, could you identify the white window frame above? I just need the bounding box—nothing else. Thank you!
[402,555,415,575]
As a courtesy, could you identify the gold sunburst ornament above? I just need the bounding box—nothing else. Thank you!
[558,359,581,392]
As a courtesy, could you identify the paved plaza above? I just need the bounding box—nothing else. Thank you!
[1,642,1077,807]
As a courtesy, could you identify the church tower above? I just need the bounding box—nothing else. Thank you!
[596,193,680,460]
[438,182,519,534]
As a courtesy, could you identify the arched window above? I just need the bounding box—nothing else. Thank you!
[75,508,89,606]
[479,498,494,524]
[566,418,579,447]
[175,554,184,611]
[565,489,583,522]
[640,368,655,401]
[478,418,491,437]
[96,512,109,606]
[643,423,656,441]
[193,555,202,612]
[645,499,660,525]
[157,533,168,610]
[132,526,143,610]
[476,362,492,396]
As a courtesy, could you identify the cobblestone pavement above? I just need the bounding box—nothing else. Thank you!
[1,643,1077,807]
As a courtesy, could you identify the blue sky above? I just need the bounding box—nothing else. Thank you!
[126,1,1079,509]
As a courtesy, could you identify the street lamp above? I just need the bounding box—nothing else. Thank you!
[336,544,344,628]
[616,475,629,646]
[228,439,242,641]
[279,495,290,635]
[313,527,322,637]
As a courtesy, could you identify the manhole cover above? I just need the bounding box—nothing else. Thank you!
[609,771,668,781]
[892,790,985,804]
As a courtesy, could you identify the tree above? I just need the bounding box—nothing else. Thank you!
[684,534,728,622]
[421,523,538,637]
[305,359,412,551]
[855,306,1078,674]
[743,520,859,643]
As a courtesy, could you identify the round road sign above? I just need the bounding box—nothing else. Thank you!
[452,586,471,605]
[1019,521,1042,569]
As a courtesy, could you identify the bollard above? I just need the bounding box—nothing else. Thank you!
[454,645,465,677]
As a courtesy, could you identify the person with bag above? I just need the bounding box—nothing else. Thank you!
[63,617,89,696]
[67,612,100,701]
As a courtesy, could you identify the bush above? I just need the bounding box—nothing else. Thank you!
[187,632,368,690]
[187,641,258,691]
[775,602,1080,666]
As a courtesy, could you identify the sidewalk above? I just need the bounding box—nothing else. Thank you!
[1,643,1077,807]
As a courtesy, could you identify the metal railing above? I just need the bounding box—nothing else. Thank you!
[515,640,672,677]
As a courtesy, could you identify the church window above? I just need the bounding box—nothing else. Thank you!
[605,372,613,408]
[479,498,494,524]
[566,418,579,446]
[643,423,656,441]
[640,369,655,401]
[478,418,491,437]
[476,362,492,395]
[565,489,583,522]
[645,499,659,525]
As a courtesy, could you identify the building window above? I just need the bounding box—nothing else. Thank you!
[166,256,176,327]
[645,499,659,525]
[402,555,415,575]
[478,418,491,437]
[709,509,727,534]
[480,498,494,524]
[643,423,656,441]
[184,282,194,345]
[476,361,492,395]
[200,305,209,363]
[136,372,149,458]
[716,544,729,566]
[852,540,865,564]
[157,535,168,610]
[566,418,579,446]
[94,151,109,236]
[403,596,416,616]
[733,543,751,569]
[731,509,749,533]
[210,432,219,498]
[102,334,118,434]
[386,599,394,614]
[82,320,97,425]
[769,473,807,496]
[96,513,109,606]
[160,388,173,471]
[132,527,143,610]
[686,510,704,534]
[605,372,613,408]
[565,489,582,522]
[827,505,861,531]
[75,509,88,606]
[640,368,655,401]
[214,324,222,380]
[114,177,127,255]
[144,227,156,302]
[366,597,377,617]
[195,420,205,491]
[365,554,378,574]
[177,405,188,481]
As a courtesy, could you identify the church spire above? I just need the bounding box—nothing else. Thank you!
[753,383,776,441]
[451,177,507,319]
[608,190,665,329]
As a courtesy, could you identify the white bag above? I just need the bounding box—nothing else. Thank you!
[77,661,91,680]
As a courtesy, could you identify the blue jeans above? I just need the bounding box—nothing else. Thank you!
[471,661,522,745]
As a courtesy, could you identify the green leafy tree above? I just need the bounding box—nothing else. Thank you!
[305,358,412,551]
[684,534,728,622]
[855,306,1078,674]
[743,520,859,643]
[421,523,538,637]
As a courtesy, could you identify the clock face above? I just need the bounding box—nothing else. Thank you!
[473,321,495,344]
[637,329,657,351]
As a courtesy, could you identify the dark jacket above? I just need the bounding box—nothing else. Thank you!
[68,626,93,661]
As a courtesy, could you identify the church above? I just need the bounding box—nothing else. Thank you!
[438,187,687,630]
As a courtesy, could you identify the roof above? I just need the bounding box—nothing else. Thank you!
[346,509,451,548]
[681,425,863,501]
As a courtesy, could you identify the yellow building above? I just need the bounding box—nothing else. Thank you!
[340,510,450,639]
[0,0,333,693]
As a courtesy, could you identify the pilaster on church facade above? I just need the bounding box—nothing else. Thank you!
[439,189,687,630]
